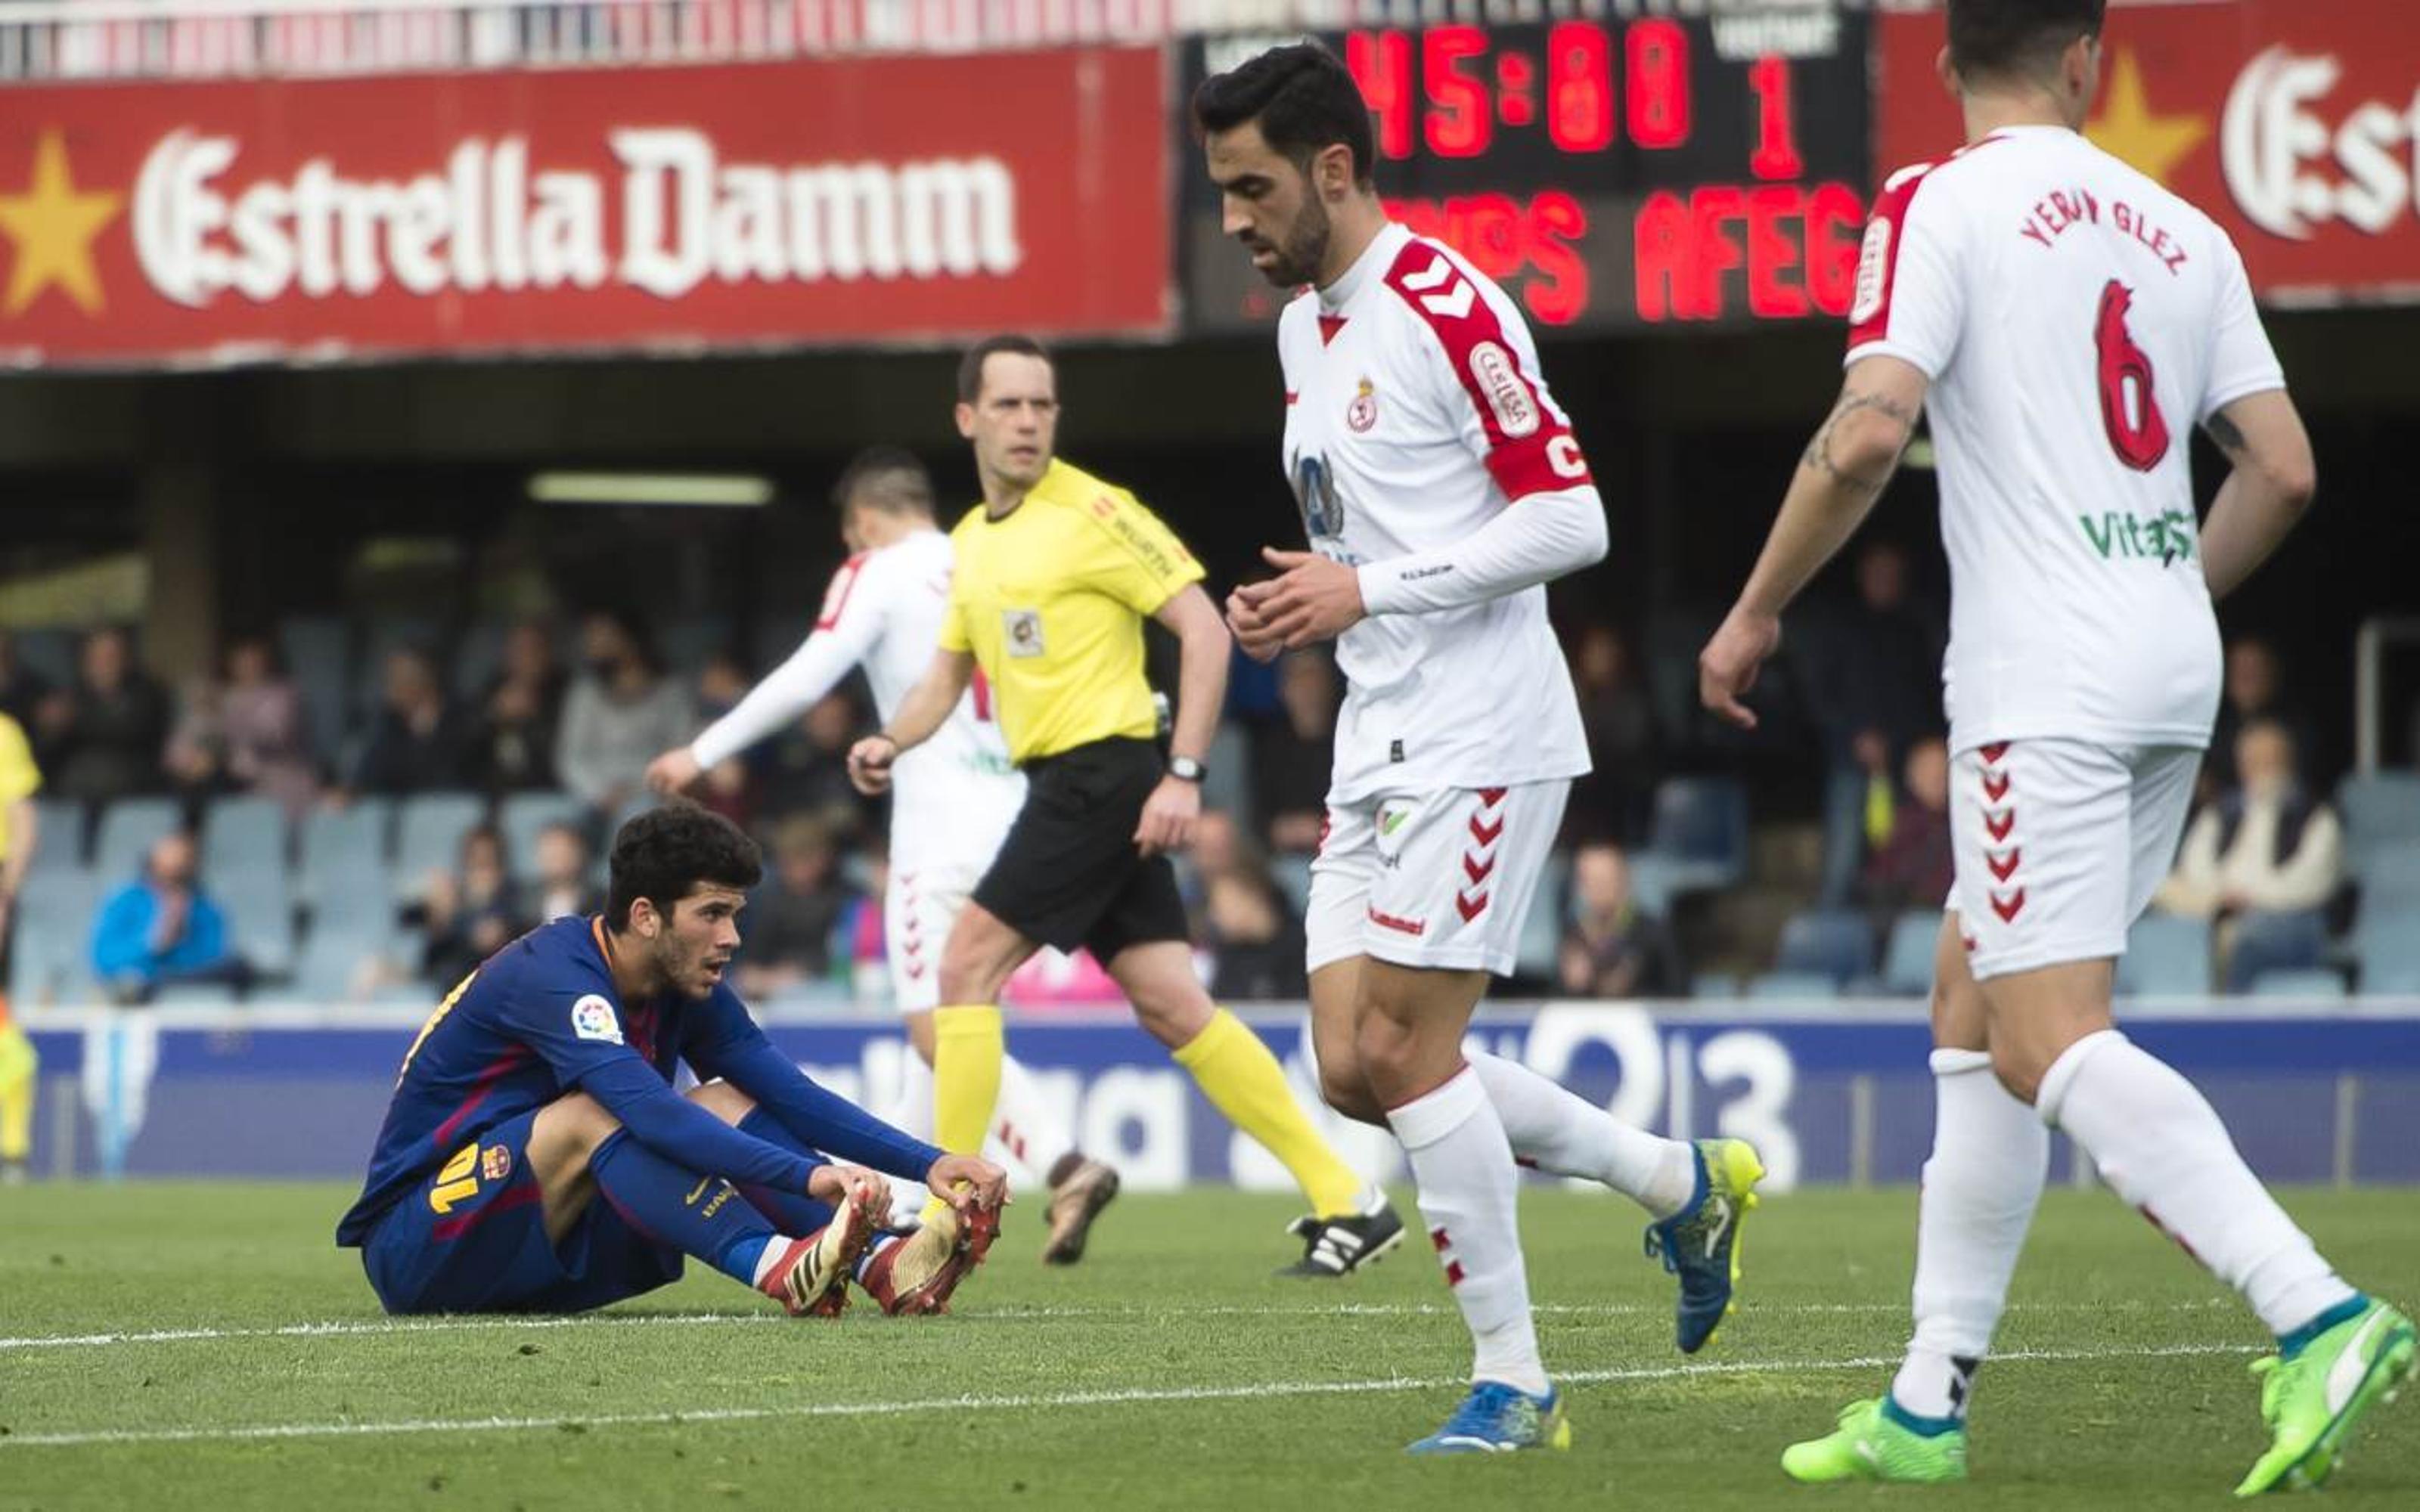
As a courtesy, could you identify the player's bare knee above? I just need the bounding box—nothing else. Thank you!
[684,1080,757,1127]
[1988,1044,2048,1106]
[1317,1067,1385,1125]
[531,1092,623,1167]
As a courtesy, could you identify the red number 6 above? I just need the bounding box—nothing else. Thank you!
[2096,280,2170,471]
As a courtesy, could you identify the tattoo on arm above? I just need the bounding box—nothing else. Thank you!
[1801,389,1918,497]
[2202,409,2248,459]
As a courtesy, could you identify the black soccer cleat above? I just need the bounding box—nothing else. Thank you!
[1277,1189,1404,1278]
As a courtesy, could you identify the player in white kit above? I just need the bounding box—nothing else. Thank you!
[646,448,1122,1263]
[1695,1,2411,1492]
[1196,45,1767,1455]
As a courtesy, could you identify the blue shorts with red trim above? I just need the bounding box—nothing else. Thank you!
[361,1105,683,1315]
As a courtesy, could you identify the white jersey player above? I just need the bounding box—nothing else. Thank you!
[645,448,1121,1262]
[1698,0,2409,1492]
[1197,45,1765,1455]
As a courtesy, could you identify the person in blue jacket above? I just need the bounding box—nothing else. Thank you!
[89,829,250,1004]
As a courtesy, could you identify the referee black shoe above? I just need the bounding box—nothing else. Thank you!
[1277,1188,1404,1278]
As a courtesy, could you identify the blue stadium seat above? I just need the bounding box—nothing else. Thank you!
[9,870,98,1006]
[659,615,735,677]
[213,866,297,976]
[2356,922,2420,995]
[2224,909,2328,993]
[2338,772,2420,871]
[1882,909,1944,996]
[152,981,240,1007]
[1268,853,1313,917]
[1774,908,1876,986]
[1645,776,1749,892]
[1747,971,1840,1001]
[1625,853,1681,917]
[2356,844,2420,922]
[2249,968,2347,1001]
[391,792,488,896]
[92,797,182,884]
[1516,853,1569,980]
[25,796,85,872]
[500,791,588,878]
[2117,913,2212,996]
[299,799,392,897]
[11,627,76,687]
[1202,722,1255,833]
[293,919,398,1003]
[201,795,288,872]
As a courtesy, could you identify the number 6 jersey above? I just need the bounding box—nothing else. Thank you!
[1278,222,1596,804]
[1850,125,2287,754]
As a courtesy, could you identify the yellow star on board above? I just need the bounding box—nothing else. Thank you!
[2088,48,2207,187]
[0,130,123,318]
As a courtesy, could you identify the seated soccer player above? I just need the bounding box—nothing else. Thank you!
[336,801,1007,1318]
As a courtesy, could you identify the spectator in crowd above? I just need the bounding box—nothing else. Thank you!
[2155,719,2341,987]
[413,825,526,990]
[1201,866,1308,1001]
[557,610,693,820]
[688,650,759,832]
[1558,841,1686,999]
[2208,637,2324,794]
[1249,649,1338,854]
[1857,736,1955,921]
[472,621,567,795]
[0,630,52,735]
[1568,622,1660,845]
[1805,541,1944,904]
[37,627,172,806]
[734,814,854,998]
[757,690,873,832]
[520,820,602,924]
[164,637,320,817]
[348,646,476,798]
[89,830,250,1003]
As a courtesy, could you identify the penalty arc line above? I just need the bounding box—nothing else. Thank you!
[0,1343,2255,1449]
[0,1297,2239,1353]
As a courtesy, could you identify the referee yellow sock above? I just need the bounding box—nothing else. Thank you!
[0,1018,36,1165]
[1174,1008,1365,1219]
[921,1004,1004,1224]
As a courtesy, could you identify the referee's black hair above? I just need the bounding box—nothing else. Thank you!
[1192,43,1375,187]
[956,333,1053,404]
[1948,0,2105,86]
[830,445,935,517]
[606,801,762,934]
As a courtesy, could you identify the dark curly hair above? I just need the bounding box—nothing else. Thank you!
[1191,42,1375,187]
[606,801,762,933]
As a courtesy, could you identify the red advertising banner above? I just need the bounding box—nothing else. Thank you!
[1876,0,2420,305]
[0,48,1169,367]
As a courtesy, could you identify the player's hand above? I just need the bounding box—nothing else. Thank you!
[808,1163,893,1220]
[1699,606,1782,730]
[1135,773,1202,857]
[1246,547,1365,649]
[846,734,899,795]
[644,747,703,795]
[1224,587,1285,664]
[926,1154,1009,1217]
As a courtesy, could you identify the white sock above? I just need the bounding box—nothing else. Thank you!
[995,1055,1079,1181]
[1470,1051,1696,1217]
[885,1051,935,1222]
[749,1234,803,1288]
[2039,1030,2357,1339]
[1387,1065,1547,1396]
[1890,1048,2047,1421]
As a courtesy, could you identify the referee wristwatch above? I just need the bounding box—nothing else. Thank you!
[1167,754,1206,784]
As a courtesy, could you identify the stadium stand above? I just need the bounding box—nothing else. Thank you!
[1644,775,1750,894]
[1881,909,1943,996]
[1773,909,1876,988]
[2118,915,2214,997]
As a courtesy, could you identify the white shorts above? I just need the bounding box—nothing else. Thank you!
[887,777,1022,1015]
[1307,781,1569,978]
[1950,738,2199,981]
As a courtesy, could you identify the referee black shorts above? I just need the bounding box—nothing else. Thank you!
[973,736,1190,963]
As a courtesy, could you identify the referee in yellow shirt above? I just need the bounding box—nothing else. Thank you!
[850,336,1401,1275]
[0,709,43,1184]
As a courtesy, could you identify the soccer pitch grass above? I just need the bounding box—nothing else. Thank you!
[2,1185,2415,1510]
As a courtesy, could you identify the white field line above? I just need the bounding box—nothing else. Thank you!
[0,1297,2238,1352]
[0,1342,2253,1450]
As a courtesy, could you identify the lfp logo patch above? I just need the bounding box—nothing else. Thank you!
[570,994,623,1045]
